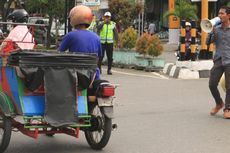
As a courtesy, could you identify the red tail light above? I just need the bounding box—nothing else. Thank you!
[102,86,115,97]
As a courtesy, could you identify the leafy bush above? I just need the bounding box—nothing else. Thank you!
[135,33,149,55]
[109,0,142,30]
[120,27,137,49]
[136,33,163,57]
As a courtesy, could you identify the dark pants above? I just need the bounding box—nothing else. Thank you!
[209,59,230,109]
[98,43,113,71]
[185,48,191,60]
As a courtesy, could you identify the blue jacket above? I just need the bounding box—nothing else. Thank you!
[59,29,102,79]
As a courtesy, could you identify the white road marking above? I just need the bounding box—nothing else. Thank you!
[110,69,169,80]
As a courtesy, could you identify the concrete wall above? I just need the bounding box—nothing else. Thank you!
[168,29,180,44]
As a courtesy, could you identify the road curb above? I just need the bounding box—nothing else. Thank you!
[163,60,213,79]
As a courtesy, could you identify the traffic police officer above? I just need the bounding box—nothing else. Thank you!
[97,11,118,75]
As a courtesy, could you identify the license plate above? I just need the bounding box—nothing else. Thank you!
[97,97,113,106]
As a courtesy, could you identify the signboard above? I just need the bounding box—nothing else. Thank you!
[82,0,100,6]
[191,0,218,1]
[89,6,99,11]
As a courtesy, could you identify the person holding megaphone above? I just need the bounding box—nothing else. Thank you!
[207,6,230,119]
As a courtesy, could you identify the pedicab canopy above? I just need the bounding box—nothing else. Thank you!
[7,50,97,127]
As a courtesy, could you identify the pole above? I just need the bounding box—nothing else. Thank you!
[68,0,71,32]
[141,12,144,35]
[190,20,197,61]
[200,0,208,59]
[142,0,145,35]
[180,20,186,61]
[0,22,48,27]
[168,0,175,29]
[138,13,141,37]
[168,0,180,44]
[64,0,68,35]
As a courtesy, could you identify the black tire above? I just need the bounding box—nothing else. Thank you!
[85,105,112,150]
[45,128,56,137]
[0,114,12,153]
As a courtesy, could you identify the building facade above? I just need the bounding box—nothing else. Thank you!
[145,0,229,32]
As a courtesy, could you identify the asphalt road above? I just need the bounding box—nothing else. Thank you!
[5,67,230,153]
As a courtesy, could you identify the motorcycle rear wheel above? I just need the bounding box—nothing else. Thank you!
[0,114,12,153]
[85,105,112,150]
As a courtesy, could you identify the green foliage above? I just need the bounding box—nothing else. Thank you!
[147,35,163,57]
[136,33,149,55]
[136,33,163,57]
[26,0,65,20]
[109,0,142,30]
[228,2,230,7]
[120,27,137,49]
[25,0,65,48]
[163,0,198,21]
[1,0,21,30]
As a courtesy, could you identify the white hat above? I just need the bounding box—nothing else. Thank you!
[104,12,111,17]
[185,22,191,26]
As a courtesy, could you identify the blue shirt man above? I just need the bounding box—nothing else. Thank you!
[59,30,101,80]
[59,5,102,80]
[59,30,101,57]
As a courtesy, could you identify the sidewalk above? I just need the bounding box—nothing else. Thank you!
[159,40,178,63]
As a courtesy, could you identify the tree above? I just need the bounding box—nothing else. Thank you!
[163,0,198,21]
[0,0,22,32]
[26,0,65,48]
[108,0,142,31]
[228,2,230,7]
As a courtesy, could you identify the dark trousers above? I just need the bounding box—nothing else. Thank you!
[209,59,230,109]
[98,43,113,71]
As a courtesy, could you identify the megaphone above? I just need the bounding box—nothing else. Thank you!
[200,17,221,33]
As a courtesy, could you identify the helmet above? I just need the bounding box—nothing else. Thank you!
[7,9,29,23]
[69,5,93,28]
[104,12,111,17]
[185,22,191,27]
